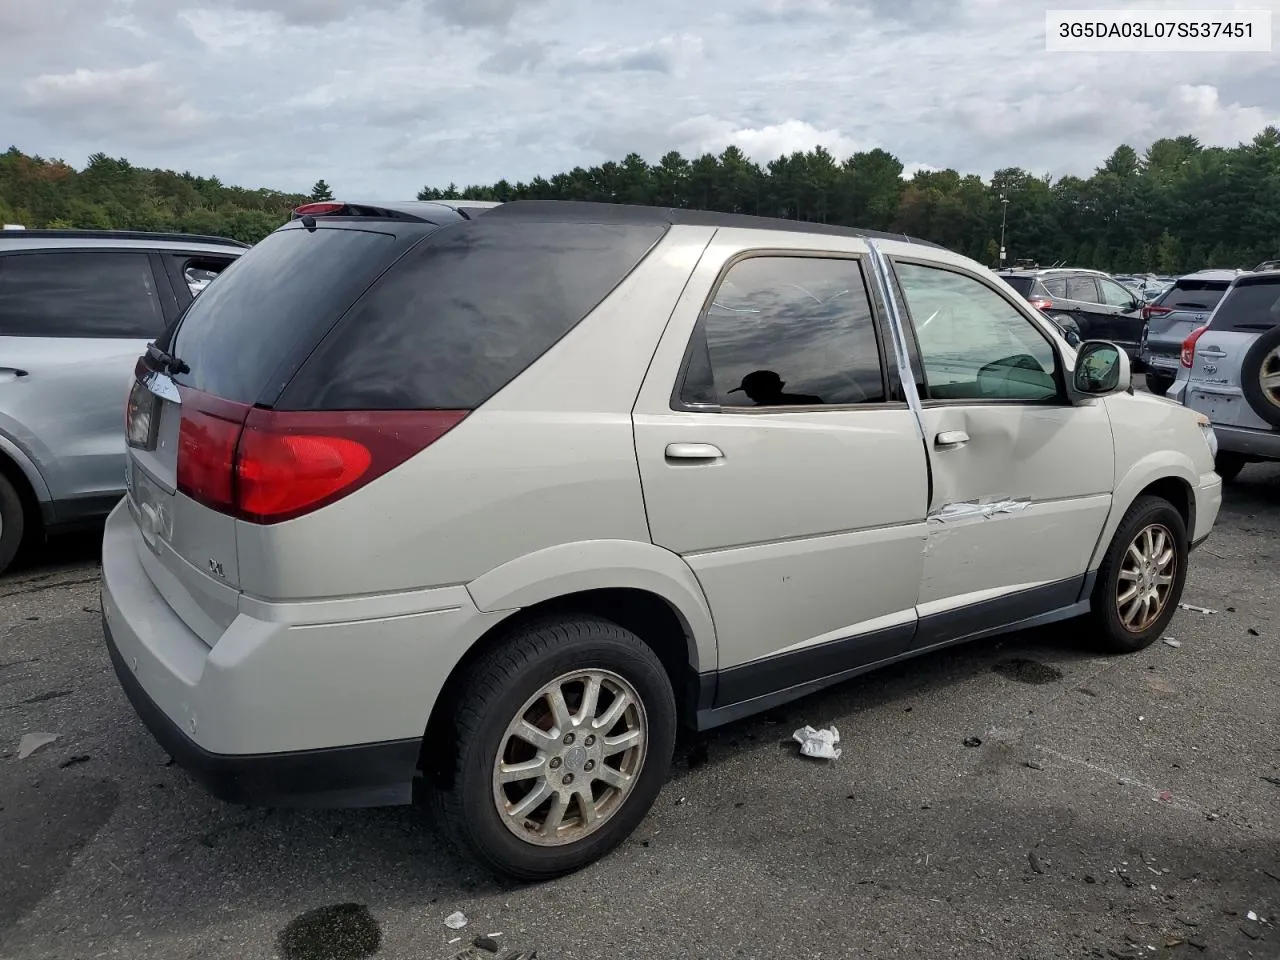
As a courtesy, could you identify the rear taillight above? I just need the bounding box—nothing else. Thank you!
[1143,304,1171,322]
[292,202,345,217]
[1180,325,1208,368]
[1028,297,1053,311]
[174,390,467,524]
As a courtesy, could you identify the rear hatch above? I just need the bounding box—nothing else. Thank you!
[123,222,418,642]
[1184,274,1280,431]
[1142,278,1232,369]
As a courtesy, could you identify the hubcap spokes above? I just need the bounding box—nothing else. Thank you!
[1116,522,1177,633]
[493,669,647,847]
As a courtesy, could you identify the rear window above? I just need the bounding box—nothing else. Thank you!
[999,275,1036,296]
[1155,278,1231,312]
[1208,278,1280,332]
[278,219,666,411]
[167,226,400,403]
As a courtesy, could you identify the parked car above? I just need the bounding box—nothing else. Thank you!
[994,267,1146,364]
[1180,270,1280,479]
[102,200,1221,880]
[0,229,246,573]
[1139,270,1246,396]
[1253,259,1280,273]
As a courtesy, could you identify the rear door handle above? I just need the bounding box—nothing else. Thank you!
[0,368,29,381]
[935,430,969,449]
[665,442,724,462]
[1199,348,1227,358]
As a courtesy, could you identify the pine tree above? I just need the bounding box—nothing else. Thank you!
[309,179,334,201]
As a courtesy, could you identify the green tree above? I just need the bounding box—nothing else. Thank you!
[309,179,334,201]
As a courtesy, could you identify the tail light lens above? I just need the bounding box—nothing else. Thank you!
[1029,297,1053,311]
[1143,304,1171,322]
[1181,325,1208,368]
[292,202,345,217]
[172,386,467,523]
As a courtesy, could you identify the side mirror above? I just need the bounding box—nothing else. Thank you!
[1068,341,1130,403]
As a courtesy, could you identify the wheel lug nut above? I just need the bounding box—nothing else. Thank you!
[562,774,574,785]
[584,760,595,771]
[584,735,595,747]
[563,732,575,745]
[549,757,561,769]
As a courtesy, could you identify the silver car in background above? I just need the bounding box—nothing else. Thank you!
[1139,269,1246,395]
[0,229,246,573]
[1180,269,1280,479]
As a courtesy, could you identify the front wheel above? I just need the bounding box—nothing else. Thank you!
[1088,495,1188,654]
[1144,372,1174,396]
[434,616,676,880]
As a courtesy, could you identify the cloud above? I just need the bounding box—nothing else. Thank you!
[560,35,705,76]
[481,41,554,74]
[671,117,865,164]
[20,64,212,148]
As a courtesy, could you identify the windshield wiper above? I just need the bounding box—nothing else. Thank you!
[146,342,190,376]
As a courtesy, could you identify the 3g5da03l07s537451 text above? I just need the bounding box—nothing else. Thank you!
[1045,9,1272,52]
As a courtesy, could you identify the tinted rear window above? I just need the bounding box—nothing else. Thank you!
[167,226,400,403]
[0,251,164,338]
[1208,278,1280,332]
[278,219,666,410]
[1000,275,1035,296]
[1155,279,1230,312]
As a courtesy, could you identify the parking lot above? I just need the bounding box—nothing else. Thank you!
[1,462,1277,960]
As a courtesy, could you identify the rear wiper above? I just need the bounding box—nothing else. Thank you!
[146,342,190,376]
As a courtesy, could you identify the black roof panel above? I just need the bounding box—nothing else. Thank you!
[0,229,250,248]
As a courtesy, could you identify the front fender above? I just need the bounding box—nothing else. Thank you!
[0,427,52,504]
[466,539,718,673]
[1088,449,1199,570]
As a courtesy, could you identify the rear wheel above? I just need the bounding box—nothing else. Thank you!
[1214,452,1248,483]
[1088,495,1188,654]
[1144,372,1175,396]
[0,473,26,576]
[434,616,676,879]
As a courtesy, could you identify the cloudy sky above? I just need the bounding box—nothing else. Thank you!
[2,0,1277,197]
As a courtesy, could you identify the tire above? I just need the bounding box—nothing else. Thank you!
[1144,372,1174,396]
[1214,452,1248,483]
[1239,325,1280,428]
[0,473,26,576]
[434,616,676,880]
[1088,495,1188,654]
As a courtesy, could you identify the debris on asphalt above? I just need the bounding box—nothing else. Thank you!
[1247,910,1259,921]
[1248,627,1260,636]
[474,935,500,952]
[444,912,469,930]
[963,737,982,748]
[1178,603,1217,614]
[792,724,841,760]
[1028,850,1045,874]
[1262,776,1280,787]
[1162,637,1181,648]
[16,732,59,759]
[448,939,461,945]
[1156,790,1173,803]
[58,754,91,768]
[1024,760,1045,770]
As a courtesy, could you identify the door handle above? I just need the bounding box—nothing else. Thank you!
[665,442,724,462]
[0,368,29,381]
[1199,347,1227,359]
[935,430,969,449]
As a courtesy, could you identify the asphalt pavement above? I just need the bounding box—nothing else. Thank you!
[1,465,1277,960]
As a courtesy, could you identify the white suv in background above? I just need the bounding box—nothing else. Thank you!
[101,200,1222,880]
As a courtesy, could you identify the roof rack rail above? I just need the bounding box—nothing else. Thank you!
[0,228,251,248]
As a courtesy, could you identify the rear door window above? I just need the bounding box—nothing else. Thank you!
[161,254,238,301]
[1065,276,1100,303]
[279,219,666,411]
[680,255,888,408]
[1208,278,1280,332]
[0,250,165,338]
[166,225,402,404]
[1042,278,1068,298]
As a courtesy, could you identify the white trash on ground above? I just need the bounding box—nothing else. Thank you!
[1162,637,1182,648]
[444,911,468,930]
[792,725,842,760]
[17,732,59,759]
[1178,603,1217,614]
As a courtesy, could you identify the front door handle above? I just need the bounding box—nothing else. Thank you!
[665,442,724,462]
[935,430,969,449]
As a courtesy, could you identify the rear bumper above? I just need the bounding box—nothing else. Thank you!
[103,616,419,807]
[99,500,499,808]
[1212,424,1280,460]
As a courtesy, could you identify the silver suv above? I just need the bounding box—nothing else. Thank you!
[1139,269,1245,396]
[0,229,246,573]
[1181,269,1280,479]
[101,200,1221,879]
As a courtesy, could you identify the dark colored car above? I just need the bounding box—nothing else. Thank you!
[995,268,1146,365]
[1138,270,1244,395]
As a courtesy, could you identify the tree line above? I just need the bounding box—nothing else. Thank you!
[5,127,1280,272]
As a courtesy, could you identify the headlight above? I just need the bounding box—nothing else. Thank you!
[1194,413,1218,459]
